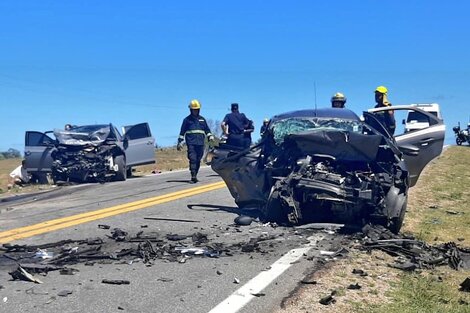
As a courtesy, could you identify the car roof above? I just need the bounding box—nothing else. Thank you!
[271,108,361,122]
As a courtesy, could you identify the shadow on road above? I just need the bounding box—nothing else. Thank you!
[166,179,193,184]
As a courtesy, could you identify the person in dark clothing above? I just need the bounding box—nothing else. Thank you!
[260,118,270,136]
[177,99,214,183]
[373,86,396,135]
[221,103,252,148]
[243,119,254,148]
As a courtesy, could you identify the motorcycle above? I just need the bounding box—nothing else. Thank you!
[453,123,470,146]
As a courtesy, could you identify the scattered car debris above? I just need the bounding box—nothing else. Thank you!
[460,278,470,292]
[57,290,73,297]
[59,267,79,275]
[9,266,43,284]
[216,270,223,275]
[144,217,200,223]
[250,292,265,297]
[98,224,111,229]
[347,283,362,290]
[319,291,336,305]
[300,279,317,285]
[233,278,240,284]
[102,279,130,285]
[352,269,368,277]
[234,216,253,226]
[166,234,188,241]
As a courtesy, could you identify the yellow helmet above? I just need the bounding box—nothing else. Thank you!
[189,99,201,109]
[375,86,388,94]
[331,92,346,103]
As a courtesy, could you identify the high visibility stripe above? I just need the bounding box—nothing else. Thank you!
[185,130,206,135]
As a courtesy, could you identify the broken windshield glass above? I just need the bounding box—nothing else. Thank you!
[54,125,111,146]
[272,117,363,144]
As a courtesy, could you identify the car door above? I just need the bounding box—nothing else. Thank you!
[368,106,445,187]
[122,123,155,166]
[24,131,56,173]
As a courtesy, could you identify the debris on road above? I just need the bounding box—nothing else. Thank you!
[234,216,253,226]
[233,278,240,284]
[102,279,130,285]
[352,269,368,277]
[319,292,336,305]
[57,290,73,297]
[144,217,200,223]
[98,224,111,229]
[9,266,43,284]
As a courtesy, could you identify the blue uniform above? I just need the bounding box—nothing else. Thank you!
[223,112,251,148]
[178,114,213,180]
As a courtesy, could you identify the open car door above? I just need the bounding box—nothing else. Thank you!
[24,131,55,174]
[122,123,155,166]
[368,106,445,187]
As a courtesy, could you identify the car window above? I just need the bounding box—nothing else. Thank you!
[125,123,151,140]
[272,117,362,144]
[406,111,430,123]
[26,132,55,146]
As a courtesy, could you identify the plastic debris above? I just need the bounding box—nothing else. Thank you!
[102,279,130,285]
[34,249,54,259]
[234,216,253,226]
[9,266,43,284]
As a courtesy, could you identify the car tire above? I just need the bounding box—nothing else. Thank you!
[389,198,407,234]
[114,155,127,181]
[456,138,463,146]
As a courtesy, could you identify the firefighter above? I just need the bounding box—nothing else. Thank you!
[260,118,270,136]
[374,86,396,135]
[331,92,346,108]
[177,99,214,183]
[221,103,252,148]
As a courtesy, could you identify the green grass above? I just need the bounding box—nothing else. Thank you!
[360,274,470,313]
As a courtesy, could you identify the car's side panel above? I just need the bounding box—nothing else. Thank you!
[24,131,55,173]
[368,106,445,187]
[123,123,156,166]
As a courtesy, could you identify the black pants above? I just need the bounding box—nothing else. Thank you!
[187,144,204,176]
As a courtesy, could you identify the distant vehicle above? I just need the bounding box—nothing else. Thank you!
[453,122,470,146]
[403,103,442,133]
[24,123,155,183]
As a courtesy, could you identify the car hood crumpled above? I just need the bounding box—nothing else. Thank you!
[53,126,111,146]
[284,130,383,162]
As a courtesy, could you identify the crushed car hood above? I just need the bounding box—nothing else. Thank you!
[53,126,111,146]
[284,130,383,162]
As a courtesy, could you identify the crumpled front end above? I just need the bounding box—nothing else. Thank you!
[51,144,118,183]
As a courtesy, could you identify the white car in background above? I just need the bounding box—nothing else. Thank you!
[404,103,442,133]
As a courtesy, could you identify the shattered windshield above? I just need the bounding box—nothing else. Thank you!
[272,117,363,144]
[54,125,111,146]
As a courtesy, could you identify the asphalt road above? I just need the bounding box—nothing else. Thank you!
[0,167,345,313]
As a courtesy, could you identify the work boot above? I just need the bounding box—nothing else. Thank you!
[191,175,198,184]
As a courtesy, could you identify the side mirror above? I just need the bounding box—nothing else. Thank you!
[398,144,419,156]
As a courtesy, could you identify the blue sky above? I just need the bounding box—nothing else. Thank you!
[1,1,469,151]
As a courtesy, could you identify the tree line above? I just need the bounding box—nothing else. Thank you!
[0,148,22,160]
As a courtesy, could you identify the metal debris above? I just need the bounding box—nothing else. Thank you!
[460,277,470,292]
[352,269,368,277]
[234,216,253,226]
[57,290,73,297]
[144,217,200,223]
[9,266,43,284]
[347,283,362,290]
[102,279,130,285]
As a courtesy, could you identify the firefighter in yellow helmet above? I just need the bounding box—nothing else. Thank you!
[331,92,346,108]
[374,86,396,135]
[177,99,214,183]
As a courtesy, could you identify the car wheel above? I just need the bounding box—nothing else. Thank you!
[114,155,127,181]
[389,198,407,234]
[456,138,463,146]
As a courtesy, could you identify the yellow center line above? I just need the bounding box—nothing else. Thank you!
[0,181,226,244]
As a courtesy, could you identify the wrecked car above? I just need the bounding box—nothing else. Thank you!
[24,123,155,183]
[211,106,445,232]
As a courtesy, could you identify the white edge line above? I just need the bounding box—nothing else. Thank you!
[208,234,325,313]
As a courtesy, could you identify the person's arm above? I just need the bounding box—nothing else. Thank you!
[221,115,229,135]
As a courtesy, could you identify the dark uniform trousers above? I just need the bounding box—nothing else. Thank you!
[187,144,204,177]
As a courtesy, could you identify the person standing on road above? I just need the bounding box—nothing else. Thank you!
[331,92,346,108]
[177,99,214,183]
[221,103,252,148]
[373,86,396,135]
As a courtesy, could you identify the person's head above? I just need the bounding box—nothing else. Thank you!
[263,118,269,125]
[64,124,72,131]
[189,99,201,116]
[231,103,239,112]
[331,92,346,108]
[375,86,388,103]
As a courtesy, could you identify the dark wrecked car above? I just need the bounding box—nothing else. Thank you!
[211,106,445,232]
[24,123,155,183]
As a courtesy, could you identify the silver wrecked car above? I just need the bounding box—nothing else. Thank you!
[211,106,445,232]
[24,123,155,183]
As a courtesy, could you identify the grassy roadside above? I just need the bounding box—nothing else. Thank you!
[279,146,470,313]
[0,147,188,195]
